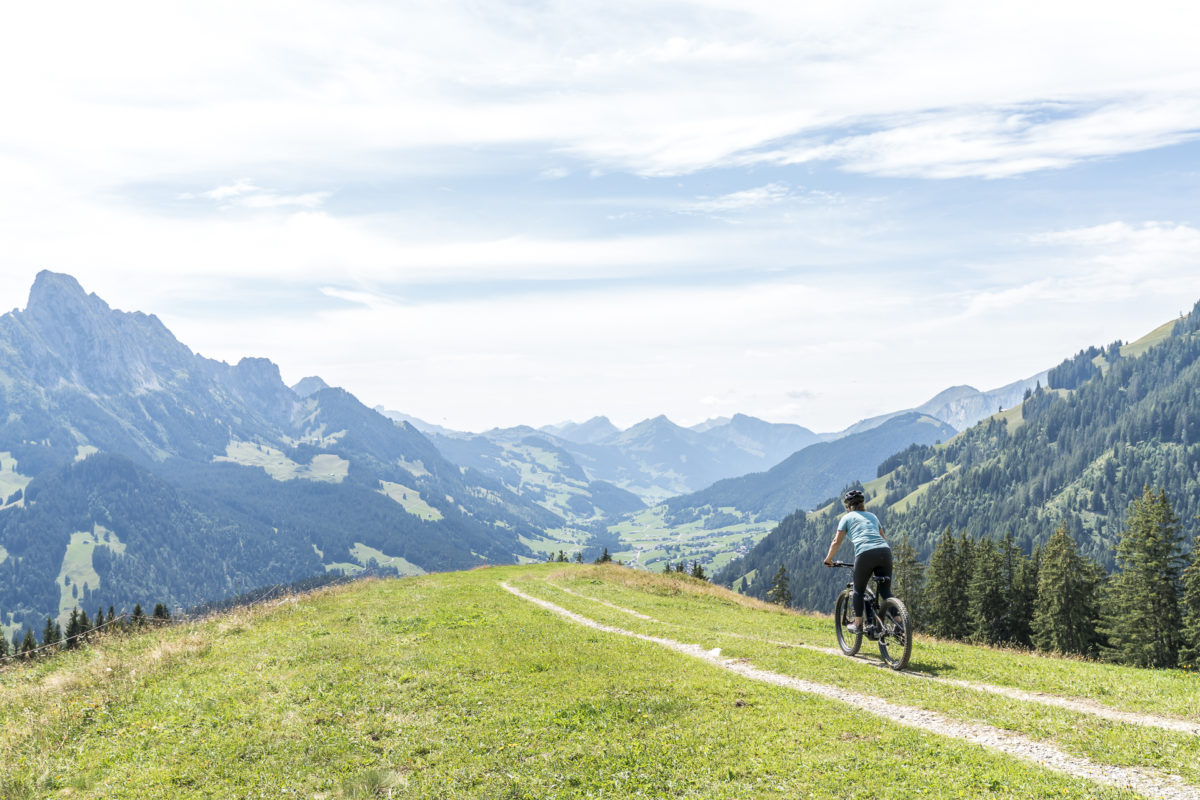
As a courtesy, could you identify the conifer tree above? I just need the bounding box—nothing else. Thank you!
[1181,533,1200,667]
[0,629,8,658]
[690,561,707,580]
[153,603,171,621]
[1101,487,1185,668]
[739,576,749,594]
[41,617,62,649]
[766,565,792,607]
[132,603,146,627]
[923,528,955,638]
[78,609,91,640]
[20,628,36,655]
[968,538,1006,645]
[891,535,926,629]
[1000,533,1037,647]
[65,608,81,649]
[663,561,673,574]
[925,528,973,640]
[955,533,978,639]
[1032,522,1103,655]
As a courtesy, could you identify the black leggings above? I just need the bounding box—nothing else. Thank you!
[852,546,893,617]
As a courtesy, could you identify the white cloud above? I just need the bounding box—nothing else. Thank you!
[3,1,1200,184]
[237,191,332,209]
[0,188,886,313]
[201,180,259,201]
[1024,222,1200,308]
[683,183,793,213]
[763,98,1200,180]
[182,180,332,210]
[3,1,1200,432]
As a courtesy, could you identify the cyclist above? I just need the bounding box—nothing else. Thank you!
[823,488,892,634]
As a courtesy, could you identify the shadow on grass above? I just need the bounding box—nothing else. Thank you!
[860,654,957,677]
[900,658,958,676]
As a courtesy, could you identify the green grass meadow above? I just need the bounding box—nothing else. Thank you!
[2,563,1195,799]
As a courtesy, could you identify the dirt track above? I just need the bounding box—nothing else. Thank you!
[550,582,1200,736]
[503,581,1199,800]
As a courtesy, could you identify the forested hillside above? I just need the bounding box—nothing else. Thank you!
[0,273,555,640]
[665,413,955,521]
[429,428,646,526]
[720,302,1200,636]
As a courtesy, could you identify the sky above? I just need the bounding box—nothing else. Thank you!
[3,1,1200,433]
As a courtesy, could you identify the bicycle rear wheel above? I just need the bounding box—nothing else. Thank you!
[833,588,861,656]
[877,597,912,670]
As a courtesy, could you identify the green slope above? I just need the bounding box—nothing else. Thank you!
[3,565,1195,799]
[721,303,1200,610]
[605,413,957,576]
[665,412,956,520]
[0,274,558,631]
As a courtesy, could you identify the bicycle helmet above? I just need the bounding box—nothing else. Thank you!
[842,489,865,508]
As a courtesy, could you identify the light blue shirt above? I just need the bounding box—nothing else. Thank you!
[837,510,888,557]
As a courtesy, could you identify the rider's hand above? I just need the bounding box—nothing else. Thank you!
[823,557,833,566]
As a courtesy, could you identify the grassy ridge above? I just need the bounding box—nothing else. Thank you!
[524,567,1200,785]
[2,565,1188,798]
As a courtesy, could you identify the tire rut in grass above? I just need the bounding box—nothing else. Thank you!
[549,581,1200,737]
[504,581,1197,800]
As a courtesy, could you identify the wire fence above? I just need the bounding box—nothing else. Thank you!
[0,570,366,668]
[0,611,171,665]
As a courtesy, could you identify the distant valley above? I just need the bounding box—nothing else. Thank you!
[3,269,1113,643]
[381,375,1043,574]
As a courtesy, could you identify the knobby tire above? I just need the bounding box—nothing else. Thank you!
[834,589,862,656]
[877,596,912,671]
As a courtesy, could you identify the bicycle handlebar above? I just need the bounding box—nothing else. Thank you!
[827,561,854,568]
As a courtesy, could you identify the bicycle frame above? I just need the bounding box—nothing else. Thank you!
[830,560,885,629]
[828,560,912,669]
[845,577,885,637]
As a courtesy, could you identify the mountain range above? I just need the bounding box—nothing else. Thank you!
[664,411,957,521]
[385,375,1044,513]
[381,374,1043,574]
[0,270,1079,637]
[0,272,560,639]
[720,308,1200,611]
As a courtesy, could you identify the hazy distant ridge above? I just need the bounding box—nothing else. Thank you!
[0,272,553,635]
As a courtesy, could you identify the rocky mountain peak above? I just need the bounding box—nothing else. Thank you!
[25,270,110,327]
[236,357,283,385]
[8,271,194,397]
[544,415,620,445]
[292,375,331,398]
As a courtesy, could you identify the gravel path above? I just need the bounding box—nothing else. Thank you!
[550,582,1200,736]
[504,581,1199,800]
[551,583,656,620]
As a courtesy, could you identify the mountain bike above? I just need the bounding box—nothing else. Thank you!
[828,561,912,670]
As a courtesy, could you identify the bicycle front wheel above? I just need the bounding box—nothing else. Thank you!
[877,597,912,670]
[834,588,861,656]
